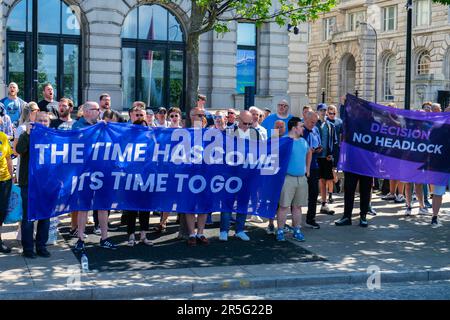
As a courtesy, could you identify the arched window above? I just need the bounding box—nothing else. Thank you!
[445,49,450,88]
[121,5,185,110]
[318,59,332,103]
[382,54,396,101]
[339,54,356,97]
[6,0,81,104]
[417,51,431,75]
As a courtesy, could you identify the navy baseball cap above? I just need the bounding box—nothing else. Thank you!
[317,103,327,111]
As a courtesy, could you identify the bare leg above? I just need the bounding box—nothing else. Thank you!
[186,214,196,236]
[71,211,78,230]
[77,211,88,241]
[432,195,442,217]
[196,214,208,235]
[276,206,289,229]
[415,183,424,209]
[98,210,109,241]
[405,183,412,207]
[389,180,398,194]
[291,206,302,229]
[320,179,327,203]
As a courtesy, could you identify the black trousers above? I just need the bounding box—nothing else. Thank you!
[124,210,150,235]
[343,172,372,219]
[0,179,12,225]
[306,168,320,222]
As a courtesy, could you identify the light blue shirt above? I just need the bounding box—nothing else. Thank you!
[262,113,293,136]
[286,137,309,176]
[2,97,22,125]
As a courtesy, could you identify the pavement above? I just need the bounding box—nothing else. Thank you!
[0,191,449,300]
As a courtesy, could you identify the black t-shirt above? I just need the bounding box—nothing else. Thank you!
[38,100,58,118]
[50,118,64,129]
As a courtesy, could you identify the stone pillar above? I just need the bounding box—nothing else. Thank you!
[81,0,130,108]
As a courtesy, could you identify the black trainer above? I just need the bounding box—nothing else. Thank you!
[359,215,368,228]
[335,217,352,226]
[36,248,51,258]
[23,251,37,259]
[0,240,11,254]
[305,220,320,229]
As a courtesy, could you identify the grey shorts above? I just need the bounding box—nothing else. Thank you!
[279,175,308,207]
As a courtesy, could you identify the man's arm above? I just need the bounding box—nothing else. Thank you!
[16,131,30,155]
[306,148,312,177]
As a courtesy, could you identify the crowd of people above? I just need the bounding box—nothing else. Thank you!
[0,81,448,258]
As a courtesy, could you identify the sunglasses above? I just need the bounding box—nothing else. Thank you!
[278,104,288,107]
[328,112,336,115]
[228,112,235,115]
[31,109,39,112]
[242,122,252,126]
[195,114,205,118]
[170,114,179,118]
[135,114,145,117]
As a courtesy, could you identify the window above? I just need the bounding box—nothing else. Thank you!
[121,5,185,110]
[236,23,257,94]
[323,17,336,40]
[6,0,81,104]
[382,55,396,101]
[383,6,397,31]
[348,11,366,31]
[414,0,431,27]
[417,51,431,75]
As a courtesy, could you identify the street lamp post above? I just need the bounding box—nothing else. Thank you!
[359,22,378,103]
[321,88,326,103]
[404,0,413,110]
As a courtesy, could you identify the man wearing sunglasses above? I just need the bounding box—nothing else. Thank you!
[261,99,292,136]
[221,111,260,241]
[226,108,238,129]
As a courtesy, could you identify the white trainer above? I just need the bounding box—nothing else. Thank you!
[235,231,250,241]
[219,231,228,241]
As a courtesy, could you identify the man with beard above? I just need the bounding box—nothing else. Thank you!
[50,98,76,130]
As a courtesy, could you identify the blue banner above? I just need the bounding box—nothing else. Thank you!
[338,94,450,185]
[28,123,292,221]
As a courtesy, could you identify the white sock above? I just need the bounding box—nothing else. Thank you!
[190,233,197,238]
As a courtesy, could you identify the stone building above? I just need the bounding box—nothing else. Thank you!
[0,0,308,115]
[307,0,450,109]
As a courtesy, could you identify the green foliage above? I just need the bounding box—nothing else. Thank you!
[433,0,450,5]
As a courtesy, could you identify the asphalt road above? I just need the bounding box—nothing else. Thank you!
[136,280,450,300]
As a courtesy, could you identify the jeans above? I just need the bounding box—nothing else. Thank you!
[20,186,50,252]
[343,172,372,219]
[220,213,246,233]
[306,168,320,222]
[0,179,12,224]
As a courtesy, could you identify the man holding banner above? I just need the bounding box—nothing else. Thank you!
[72,101,117,252]
[336,94,450,228]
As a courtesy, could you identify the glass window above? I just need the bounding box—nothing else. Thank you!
[38,44,58,100]
[237,23,256,46]
[139,5,167,41]
[417,51,431,75]
[323,17,336,40]
[383,6,397,31]
[170,50,184,107]
[414,0,431,27]
[6,0,81,103]
[6,0,28,32]
[63,44,79,106]
[383,55,396,101]
[7,41,26,99]
[38,0,61,34]
[122,48,136,109]
[122,7,138,38]
[349,11,365,31]
[325,62,332,103]
[62,1,81,35]
[122,5,185,110]
[168,12,183,42]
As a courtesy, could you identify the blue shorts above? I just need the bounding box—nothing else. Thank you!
[433,179,450,196]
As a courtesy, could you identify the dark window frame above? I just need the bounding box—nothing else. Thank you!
[5,0,82,104]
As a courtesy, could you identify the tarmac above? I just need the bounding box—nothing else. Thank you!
[0,192,449,300]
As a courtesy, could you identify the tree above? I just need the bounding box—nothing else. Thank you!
[164,0,337,120]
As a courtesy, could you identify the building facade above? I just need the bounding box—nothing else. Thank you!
[307,0,450,109]
[0,0,308,115]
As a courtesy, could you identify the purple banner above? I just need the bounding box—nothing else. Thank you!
[337,94,450,185]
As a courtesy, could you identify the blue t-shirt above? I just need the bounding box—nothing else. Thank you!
[72,117,94,130]
[262,113,293,136]
[287,137,309,176]
[303,126,321,170]
[1,97,22,125]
